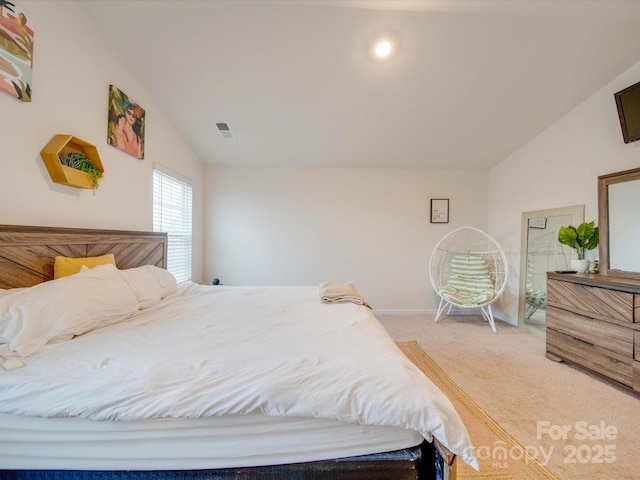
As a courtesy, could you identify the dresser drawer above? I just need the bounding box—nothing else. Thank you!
[547,279,635,324]
[547,306,633,357]
[636,331,640,360]
[546,330,634,387]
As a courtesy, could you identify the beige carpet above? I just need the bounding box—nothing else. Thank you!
[399,341,559,479]
[379,314,639,480]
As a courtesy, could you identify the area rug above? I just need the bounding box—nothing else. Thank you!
[397,341,559,480]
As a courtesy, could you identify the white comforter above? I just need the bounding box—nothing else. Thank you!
[0,283,477,468]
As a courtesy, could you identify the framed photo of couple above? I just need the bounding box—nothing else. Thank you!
[107,85,145,159]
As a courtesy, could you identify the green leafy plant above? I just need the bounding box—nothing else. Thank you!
[58,149,104,191]
[558,221,599,260]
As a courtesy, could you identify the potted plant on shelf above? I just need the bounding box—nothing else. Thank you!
[58,149,104,191]
[557,221,599,273]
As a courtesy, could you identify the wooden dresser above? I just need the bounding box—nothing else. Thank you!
[546,272,640,396]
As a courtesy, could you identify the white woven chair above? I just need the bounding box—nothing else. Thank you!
[428,226,508,333]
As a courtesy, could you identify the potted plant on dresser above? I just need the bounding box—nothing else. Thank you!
[557,221,599,273]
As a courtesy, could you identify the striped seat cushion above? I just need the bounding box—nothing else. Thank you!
[438,253,497,306]
[525,287,547,309]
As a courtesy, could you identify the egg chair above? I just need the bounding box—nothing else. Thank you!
[429,226,508,333]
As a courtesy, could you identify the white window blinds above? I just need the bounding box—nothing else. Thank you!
[153,169,193,283]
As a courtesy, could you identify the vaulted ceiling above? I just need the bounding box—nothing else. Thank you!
[81,0,640,169]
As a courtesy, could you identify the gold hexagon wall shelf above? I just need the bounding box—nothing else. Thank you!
[40,134,104,189]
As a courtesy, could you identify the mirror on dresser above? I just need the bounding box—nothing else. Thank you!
[598,167,640,279]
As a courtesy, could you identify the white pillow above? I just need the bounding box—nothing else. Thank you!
[147,265,178,297]
[0,264,139,357]
[0,289,26,342]
[120,265,177,309]
[0,287,27,299]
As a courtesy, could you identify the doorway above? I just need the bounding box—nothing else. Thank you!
[518,205,584,329]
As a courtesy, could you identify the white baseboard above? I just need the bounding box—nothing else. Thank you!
[373,309,435,315]
[373,308,504,318]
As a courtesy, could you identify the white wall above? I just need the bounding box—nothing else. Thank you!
[7,1,637,309]
[204,166,488,311]
[0,1,204,281]
[489,59,640,325]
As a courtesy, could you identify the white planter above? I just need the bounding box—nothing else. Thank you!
[571,259,588,273]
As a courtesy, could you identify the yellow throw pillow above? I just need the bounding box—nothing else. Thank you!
[54,253,116,279]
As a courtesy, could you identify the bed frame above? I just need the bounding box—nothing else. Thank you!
[0,224,167,288]
[0,224,456,480]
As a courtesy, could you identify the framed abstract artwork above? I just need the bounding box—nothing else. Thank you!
[107,85,145,159]
[0,1,34,102]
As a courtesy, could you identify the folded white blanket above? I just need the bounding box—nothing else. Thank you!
[319,282,372,309]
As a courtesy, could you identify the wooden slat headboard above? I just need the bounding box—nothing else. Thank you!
[0,225,167,288]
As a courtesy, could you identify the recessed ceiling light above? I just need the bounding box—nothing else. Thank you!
[375,41,392,58]
[369,35,397,61]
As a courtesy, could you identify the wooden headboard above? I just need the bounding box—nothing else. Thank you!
[0,225,167,289]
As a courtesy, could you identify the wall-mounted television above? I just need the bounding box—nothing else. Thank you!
[614,80,640,144]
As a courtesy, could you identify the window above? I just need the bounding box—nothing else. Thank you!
[153,168,193,282]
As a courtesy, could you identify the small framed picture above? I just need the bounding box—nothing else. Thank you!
[528,217,547,229]
[430,199,449,223]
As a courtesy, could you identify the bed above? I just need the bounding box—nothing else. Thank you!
[0,225,477,480]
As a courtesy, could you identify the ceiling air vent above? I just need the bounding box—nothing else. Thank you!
[216,122,235,139]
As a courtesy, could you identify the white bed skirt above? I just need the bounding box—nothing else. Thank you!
[0,412,423,470]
